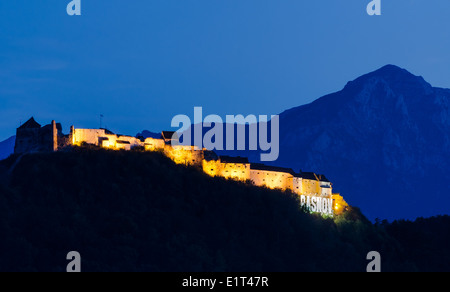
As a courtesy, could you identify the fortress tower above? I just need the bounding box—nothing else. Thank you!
[14,117,68,154]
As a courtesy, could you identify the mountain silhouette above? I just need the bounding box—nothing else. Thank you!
[162,65,449,220]
[136,130,162,139]
[0,136,15,161]
[266,65,450,220]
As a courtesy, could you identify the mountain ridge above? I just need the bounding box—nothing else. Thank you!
[275,65,450,220]
[226,65,450,220]
[0,136,15,161]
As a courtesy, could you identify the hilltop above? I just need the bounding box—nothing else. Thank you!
[1,147,450,271]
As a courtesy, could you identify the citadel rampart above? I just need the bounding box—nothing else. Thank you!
[14,118,348,215]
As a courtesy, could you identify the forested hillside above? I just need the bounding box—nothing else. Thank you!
[0,148,448,271]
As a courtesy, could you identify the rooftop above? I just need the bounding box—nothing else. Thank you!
[317,174,331,183]
[219,156,249,164]
[295,172,319,181]
[19,117,41,129]
[250,163,294,175]
[161,131,177,140]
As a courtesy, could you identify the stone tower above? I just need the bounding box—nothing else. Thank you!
[14,117,42,154]
[14,117,66,154]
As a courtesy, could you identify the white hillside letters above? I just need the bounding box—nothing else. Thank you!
[67,0,81,16]
[300,195,333,216]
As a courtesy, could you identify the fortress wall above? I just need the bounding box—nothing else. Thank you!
[111,135,142,150]
[52,121,58,152]
[301,179,321,196]
[202,160,250,182]
[293,177,303,195]
[202,160,222,177]
[100,135,115,148]
[15,128,41,154]
[250,169,293,191]
[220,163,250,181]
[39,124,57,152]
[16,121,342,216]
[164,145,204,167]
[67,126,341,214]
[144,138,165,151]
[114,141,131,150]
[332,194,348,215]
[72,129,106,146]
[73,128,148,150]
[115,135,143,148]
[321,187,332,197]
[58,134,71,149]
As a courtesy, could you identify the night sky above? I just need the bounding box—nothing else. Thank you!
[1,1,450,140]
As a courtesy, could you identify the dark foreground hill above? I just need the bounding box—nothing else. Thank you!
[0,148,449,271]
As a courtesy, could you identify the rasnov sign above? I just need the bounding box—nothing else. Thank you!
[301,196,333,216]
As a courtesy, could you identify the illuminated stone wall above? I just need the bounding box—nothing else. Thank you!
[292,177,303,195]
[301,177,321,196]
[72,128,107,146]
[332,194,349,215]
[221,162,250,181]
[202,159,222,178]
[164,145,203,167]
[250,169,293,191]
[104,134,142,150]
[320,185,332,197]
[202,159,250,181]
[144,138,165,151]
[72,128,144,150]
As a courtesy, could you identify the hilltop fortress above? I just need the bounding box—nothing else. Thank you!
[14,117,348,215]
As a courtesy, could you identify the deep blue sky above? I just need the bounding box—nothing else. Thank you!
[1,1,450,140]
